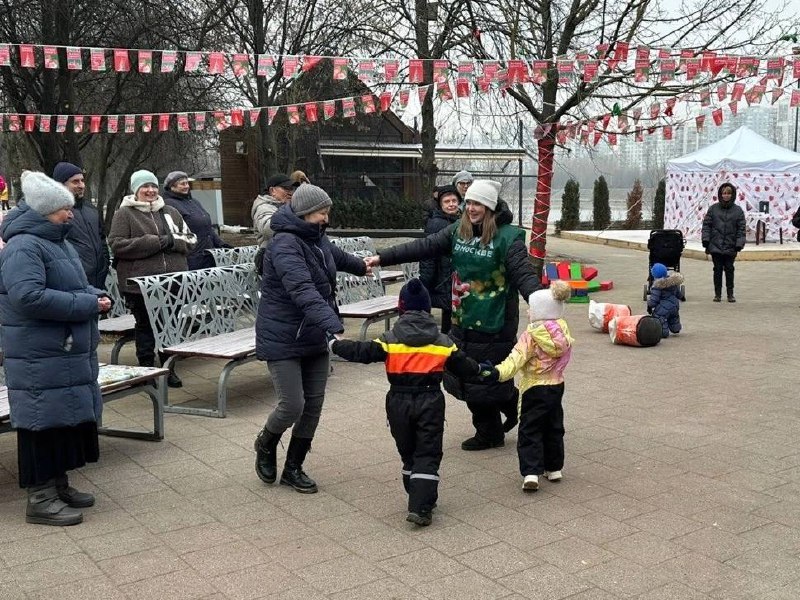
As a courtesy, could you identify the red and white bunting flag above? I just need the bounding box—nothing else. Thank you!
[556,129,567,145]
[684,58,700,79]
[361,94,376,113]
[700,88,710,107]
[601,113,611,128]
[592,130,602,146]
[357,59,375,82]
[408,59,424,83]
[107,115,119,133]
[159,114,170,131]
[24,114,35,132]
[711,108,723,126]
[0,44,10,66]
[771,87,784,105]
[342,98,356,118]
[700,50,716,72]
[716,82,727,101]
[43,46,59,69]
[766,56,785,82]
[177,113,190,131]
[141,115,152,132]
[456,77,470,97]
[731,82,745,102]
[596,43,610,59]
[185,52,202,72]
[607,132,617,145]
[583,60,598,83]
[323,100,336,120]
[257,55,275,78]
[556,59,573,84]
[73,116,84,133]
[729,101,738,116]
[138,50,152,73]
[161,51,177,73]
[483,61,499,81]
[267,107,278,125]
[507,59,528,84]
[92,48,108,70]
[417,84,431,104]
[586,119,596,132]
[659,58,676,82]
[282,56,299,78]
[56,115,68,132]
[665,97,676,116]
[380,91,392,112]
[649,102,660,119]
[432,59,449,83]
[113,49,130,72]
[791,89,800,107]
[66,47,82,70]
[301,55,321,72]
[287,105,300,124]
[213,111,229,131]
[304,103,318,122]
[663,125,672,140]
[530,60,549,85]
[384,59,399,81]
[194,113,205,130]
[208,52,225,75]
[232,53,249,77]
[611,40,629,67]
[695,114,705,130]
[7,115,20,132]
[90,115,101,133]
[332,57,348,80]
[618,114,628,131]
[634,59,649,82]
[793,58,800,80]
[19,45,36,68]
[636,45,650,61]
[230,109,244,127]
[436,81,453,101]
[249,108,261,126]
[710,55,727,76]
[398,89,410,107]
[658,48,671,59]
[124,115,135,133]
[633,107,642,124]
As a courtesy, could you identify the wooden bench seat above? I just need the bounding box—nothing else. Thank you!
[0,364,168,440]
[338,296,399,340]
[98,314,136,364]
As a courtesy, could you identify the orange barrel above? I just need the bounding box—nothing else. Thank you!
[588,300,632,333]
[608,314,662,347]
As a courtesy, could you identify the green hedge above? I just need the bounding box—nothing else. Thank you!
[329,192,427,229]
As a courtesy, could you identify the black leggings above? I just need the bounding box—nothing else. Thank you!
[711,253,735,294]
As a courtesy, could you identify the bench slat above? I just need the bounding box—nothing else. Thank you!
[164,327,255,359]
[99,314,136,334]
[339,296,399,318]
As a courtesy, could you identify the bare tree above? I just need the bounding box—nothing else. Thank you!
[466,0,794,271]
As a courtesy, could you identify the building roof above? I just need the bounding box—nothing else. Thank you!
[318,141,531,161]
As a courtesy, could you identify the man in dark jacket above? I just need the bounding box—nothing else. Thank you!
[701,183,745,303]
[53,162,110,289]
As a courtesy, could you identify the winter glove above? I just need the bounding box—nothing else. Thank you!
[159,233,175,250]
[479,361,499,383]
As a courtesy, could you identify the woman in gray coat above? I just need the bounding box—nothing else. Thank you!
[701,183,746,302]
[0,172,112,526]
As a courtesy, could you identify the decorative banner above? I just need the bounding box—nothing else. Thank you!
[665,97,677,116]
[700,88,710,107]
[634,59,649,82]
[361,94,376,113]
[531,60,549,84]
[257,55,275,78]
[161,51,177,73]
[282,55,299,78]
[213,111,229,130]
[716,82,728,101]
[8,114,19,131]
[384,59,399,81]
[684,58,700,79]
[159,114,170,131]
[357,59,376,82]
[766,57,785,81]
[113,49,130,72]
[232,53,249,77]
[90,115,101,133]
[556,60,573,84]
[304,102,318,122]
[177,113,190,131]
[792,89,800,108]
[398,89,410,108]
[287,105,300,124]
[695,114,705,130]
[19,45,35,68]
[208,52,225,75]
[43,46,59,69]
[583,59,599,83]
[248,108,261,126]
[24,114,35,132]
[418,84,431,104]
[711,107,723,126]
[483,61,498,81]
[323,100,336,120]
[0,44,10,66]
[194,112,206,130]
[432,59,449,83]
[649,102,660,119]
[67,47,82,70]
[660,58,676,82]
[138,50,153,73]
[729,101,739,115]
[342,97,356,118]
[302,55,321,72]
[794,58,800,80]
[506,59,528,84]
[332,57,348,80]
[185,52,202,72]
[73,116,84,133]
[107,115,119,133]
[230,108,243,127]
[380,91,392,112]
[124,114,135,133]
[267,106,278,124]
[408,59,424,83]
[731,82,745,102]
[663,125,672,140]
[141,114,152,132]
[771,87,784,105]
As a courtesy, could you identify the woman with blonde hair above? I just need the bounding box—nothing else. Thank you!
[365,181,541,451]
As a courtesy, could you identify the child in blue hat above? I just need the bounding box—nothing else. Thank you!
[647,263,683,338]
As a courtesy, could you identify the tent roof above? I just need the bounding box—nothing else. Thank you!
[667,126,800,172]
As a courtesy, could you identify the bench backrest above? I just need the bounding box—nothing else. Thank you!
[130,265,260,351]
[103,268,129,317]
[207,245,259,267]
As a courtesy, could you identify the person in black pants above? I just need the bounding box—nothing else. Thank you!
[701,183,745,303]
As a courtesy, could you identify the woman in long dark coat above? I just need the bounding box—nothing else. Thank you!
[0,172,112,526]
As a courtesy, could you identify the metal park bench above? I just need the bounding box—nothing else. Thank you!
[98,268,137,364]
[207,245,259,267]
[0,364,168,440]
[130,264,260,418]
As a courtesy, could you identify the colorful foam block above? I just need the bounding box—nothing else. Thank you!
[569,263,582,280]
[600,281,614,291]
[545,263,559,282]
[581,266,599,281]
[567,295,590,304]
[568,280,588,289]
[557,262,571,280]
[587,280,601,292]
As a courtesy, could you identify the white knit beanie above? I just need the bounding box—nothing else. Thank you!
[464,180,501,211]
[528,281,570,321]
[21,171,75,215]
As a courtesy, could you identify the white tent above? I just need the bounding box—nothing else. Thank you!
[665,126,800,242]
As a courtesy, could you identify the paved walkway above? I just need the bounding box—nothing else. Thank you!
[1,236,799,599]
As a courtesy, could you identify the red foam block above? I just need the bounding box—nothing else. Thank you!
[599,280,614,291]
[581,266,599,281]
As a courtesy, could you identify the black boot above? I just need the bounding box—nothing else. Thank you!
[254,428,282,484]
[55,473,95,508]
[280,437,318,494]
[26,481,83,526]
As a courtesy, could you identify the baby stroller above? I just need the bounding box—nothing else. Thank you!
[643,229,686,302]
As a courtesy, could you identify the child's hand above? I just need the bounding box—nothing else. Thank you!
[479,361,499,382]
[326,332,341,352]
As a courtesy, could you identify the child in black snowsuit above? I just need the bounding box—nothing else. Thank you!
[647,262,683,338]
[330,278,482,526]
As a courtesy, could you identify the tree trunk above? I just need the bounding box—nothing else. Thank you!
[415,0,437,199]
[529,134,555,276]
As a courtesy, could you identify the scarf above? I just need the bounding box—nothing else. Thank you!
[120,194,166,213]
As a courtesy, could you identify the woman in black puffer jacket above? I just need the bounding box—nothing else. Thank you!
[419,185,461,333]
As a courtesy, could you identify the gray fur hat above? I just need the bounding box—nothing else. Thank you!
[21,171,75,215]
[290,183,332,216]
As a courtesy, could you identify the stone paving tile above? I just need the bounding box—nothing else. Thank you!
[96,545,187,585]
[658,551,748,593]
[296,553,386,594]
[673,526,753,561]
[12,553,103,592]
[497,563,592,599]
[378,547,466,585]
[623,508,703,539]
[454,541,541,579]
[532,535,616,573]
[637,582,713,599]
[579,556,672,597]
[689,505,771,534]
[328,577,426,600]
[414,568,513,600]
[602,530,684,566]
[559,512,639,545]
[209,563,296,600]
[26,575,129,600]
[0,581,26,600]
[120,567,216,599]
[77,525,163,561]
[263,533,350,570]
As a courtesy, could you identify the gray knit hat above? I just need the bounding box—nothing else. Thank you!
[452,170,474,185]
[290,183,332,216]
[163,170,190,190]
[21,171,75,215]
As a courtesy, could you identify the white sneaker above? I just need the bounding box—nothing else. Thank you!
[522,475,539,491]
[544,470,563,482]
